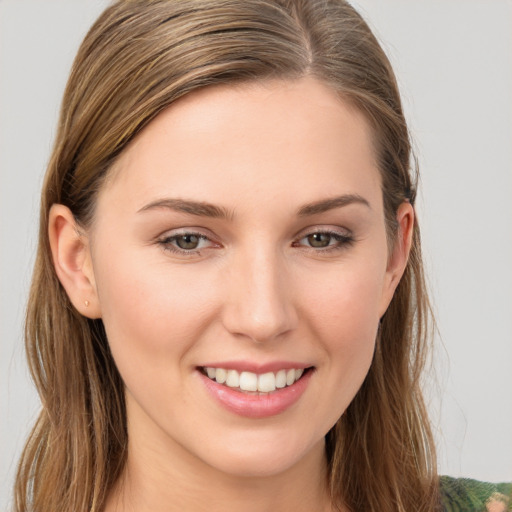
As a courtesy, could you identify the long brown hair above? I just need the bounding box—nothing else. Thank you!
[15,1,439,510]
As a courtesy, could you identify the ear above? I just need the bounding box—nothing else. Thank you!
[48,204,101,319]
[378,201,415,317]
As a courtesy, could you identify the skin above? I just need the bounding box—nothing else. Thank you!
[49,76,414,512]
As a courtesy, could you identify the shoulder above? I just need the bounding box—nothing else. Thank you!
[440,476,512,512]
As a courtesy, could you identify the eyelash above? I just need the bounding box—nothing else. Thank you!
[293,230,355,253]
[158,231,213,255]
[157,229,354,256]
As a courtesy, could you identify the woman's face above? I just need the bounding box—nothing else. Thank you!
[83,77,411,477]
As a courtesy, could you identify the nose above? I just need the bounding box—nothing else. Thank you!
[221,247,298,344]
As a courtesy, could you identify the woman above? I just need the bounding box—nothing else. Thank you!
[11,1,511,511]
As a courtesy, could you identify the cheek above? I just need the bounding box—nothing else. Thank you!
[92,246,219,377]
[298,258,386,419]
[304,257,385,345]
[92,248,226,440]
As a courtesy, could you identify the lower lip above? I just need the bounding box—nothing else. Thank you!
[199,369,312,418]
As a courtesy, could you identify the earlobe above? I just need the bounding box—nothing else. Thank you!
[379,202,415,317]
[48,204,101,319]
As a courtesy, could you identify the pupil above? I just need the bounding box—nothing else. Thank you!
[308,233,331,248]
[177,234,199,250]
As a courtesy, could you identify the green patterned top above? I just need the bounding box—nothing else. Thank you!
[441,476,512,511]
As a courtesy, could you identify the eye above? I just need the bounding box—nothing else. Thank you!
[294,229,354,252]
[158,231,216,254]
[174,233,203,250]
[306,232,334,248]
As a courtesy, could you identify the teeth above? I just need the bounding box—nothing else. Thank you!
[258,372,276,393]
[275,369,287,388]
[226,369,239,388]
[215,368,227,384]
[239,371,258,391]
[204,367,306,393]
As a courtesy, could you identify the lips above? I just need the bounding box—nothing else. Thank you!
[198,364,313,418]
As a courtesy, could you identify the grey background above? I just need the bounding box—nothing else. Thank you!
[1,0,511,508]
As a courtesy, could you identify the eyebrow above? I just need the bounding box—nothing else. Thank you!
[297,194,371,216]
[137,193,370,219]
[137,198,233,219]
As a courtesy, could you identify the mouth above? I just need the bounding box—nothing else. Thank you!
[198,364,314,418]
[199,366,312,394]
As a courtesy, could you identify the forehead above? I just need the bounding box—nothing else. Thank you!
[99,76,382,215]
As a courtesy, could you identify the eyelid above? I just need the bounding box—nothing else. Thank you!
[292,226,355,251]
[156,228,220,255]
[156,226,218,242]
[294,225,352,240]
[154,225,354,257]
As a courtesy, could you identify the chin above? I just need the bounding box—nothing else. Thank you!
[197,428,326,479]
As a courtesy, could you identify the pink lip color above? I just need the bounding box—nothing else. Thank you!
[199,368,312,419]
[200,361,309,373]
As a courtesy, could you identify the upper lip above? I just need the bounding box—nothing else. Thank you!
[198,361,312,373]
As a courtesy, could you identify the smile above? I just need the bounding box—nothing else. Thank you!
[199,365,314,418]
[202,367,305,393]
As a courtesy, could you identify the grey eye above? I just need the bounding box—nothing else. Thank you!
[175,234,201,250]
[306,233,332,248]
